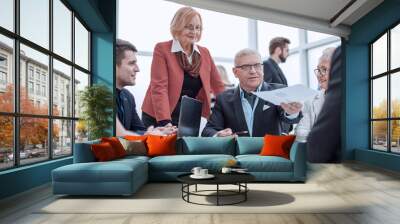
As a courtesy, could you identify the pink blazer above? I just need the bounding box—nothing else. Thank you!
[142,40,225,122]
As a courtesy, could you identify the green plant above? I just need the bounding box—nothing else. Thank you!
[79,84,113,140]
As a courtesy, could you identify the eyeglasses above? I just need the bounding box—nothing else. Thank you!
[235,63,262,72]
[184,25,202,32]
[314,68,328,77]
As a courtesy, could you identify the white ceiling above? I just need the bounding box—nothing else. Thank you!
[166,0,384,38]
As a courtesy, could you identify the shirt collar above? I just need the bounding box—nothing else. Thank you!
[171,38,200,55]
[239,83,263,98]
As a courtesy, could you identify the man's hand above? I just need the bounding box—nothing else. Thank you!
[215,128,234,137]
[280,102,302,115]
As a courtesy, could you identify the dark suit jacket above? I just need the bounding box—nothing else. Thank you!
[263,58,288,85]
[116,88,146,133]
[201,82,302,137]
[263,58,292,133]
[306,47,342,163]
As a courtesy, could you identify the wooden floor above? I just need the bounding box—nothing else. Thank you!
[1,162,400,224]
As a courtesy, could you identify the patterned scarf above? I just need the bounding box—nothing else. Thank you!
[175,50,201,77]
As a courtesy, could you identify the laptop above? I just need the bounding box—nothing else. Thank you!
[177,96,202,137]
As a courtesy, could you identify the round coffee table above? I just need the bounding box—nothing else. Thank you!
[177,172,255,206]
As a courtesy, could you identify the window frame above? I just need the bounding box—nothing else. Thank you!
[0,0,92,171]
[369,19,400,154]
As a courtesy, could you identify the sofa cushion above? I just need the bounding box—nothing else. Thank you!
[260,135,296,159]
[101,137,127,158]
[147,134,177,157]
[180,137,235,155]
[125,135,148,142]
[119,139,147,156]
[236,137,263,155]
[148,154,235,172]
[91,142,118,161]
[236,155,293,172]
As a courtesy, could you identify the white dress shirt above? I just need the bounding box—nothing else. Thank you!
[171,39,200,64]
[295,90,325,142]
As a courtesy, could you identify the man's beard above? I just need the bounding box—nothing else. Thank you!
[279,53,287,63]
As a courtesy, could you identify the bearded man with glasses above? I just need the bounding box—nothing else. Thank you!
[202,48,302,137]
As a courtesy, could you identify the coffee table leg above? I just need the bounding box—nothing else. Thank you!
[217,184,219,206]
[195,184,198,192]
[245,183,247,201]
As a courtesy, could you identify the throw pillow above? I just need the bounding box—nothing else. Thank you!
[146,134,177,157]
[91,142,117,161]
[101,137,126,158]
[119,138,147,156]
[124,135,148,142]
[259,134,296,159]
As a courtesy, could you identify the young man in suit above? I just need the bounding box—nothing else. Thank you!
[201,48,302,137]
[263,37,292,133]
[115,39,176,136]
[263,37,290,86]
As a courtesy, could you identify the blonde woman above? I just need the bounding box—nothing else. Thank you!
[141,7,225,127]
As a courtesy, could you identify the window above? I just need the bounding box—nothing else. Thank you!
[35,70,41,81]
[20,0,49,49]
[0,0,14,32]
[53,59,72,116]
[75,18,89,70]
[0,34,14,113]
[0,0,91,170]
[28,81,34,94]
[0,54,8,90]
[0,71,6,85]
[36,83,40,95]
[53,0,72,60]
[370,22,400,153]
[42,85,46,97]
[28,67,34,80]
[258,21,299,56]
[0,55,7,67]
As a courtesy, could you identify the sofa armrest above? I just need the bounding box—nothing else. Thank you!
[289,142,307,181]
[73,140,100,163]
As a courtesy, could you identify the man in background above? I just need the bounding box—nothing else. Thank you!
[263,37,292,133]
[263,37,290,86]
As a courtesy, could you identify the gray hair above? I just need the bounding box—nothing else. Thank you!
[319,47,336,62]
[234,48,261,66]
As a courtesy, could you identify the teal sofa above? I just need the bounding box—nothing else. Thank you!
[52,137,306,196]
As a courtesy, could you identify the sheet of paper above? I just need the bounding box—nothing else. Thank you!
[253,84,318,105]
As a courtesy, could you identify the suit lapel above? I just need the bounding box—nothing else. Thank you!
[232,87,249,134]
[252,83,270,136]
[168,40,185,89]
[277,67,288,85]
[198,50,207,92]
[270,58,287,85]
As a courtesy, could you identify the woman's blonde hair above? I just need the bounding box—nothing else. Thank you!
[170,7,203,41]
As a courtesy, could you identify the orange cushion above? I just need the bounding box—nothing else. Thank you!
[259,134,296,159]
[146,134,177,157]
[101,137,126,158]
[125,135,148,142]
[91,142,117,161]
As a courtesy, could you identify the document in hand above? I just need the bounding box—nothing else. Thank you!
[253,84,318,105]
